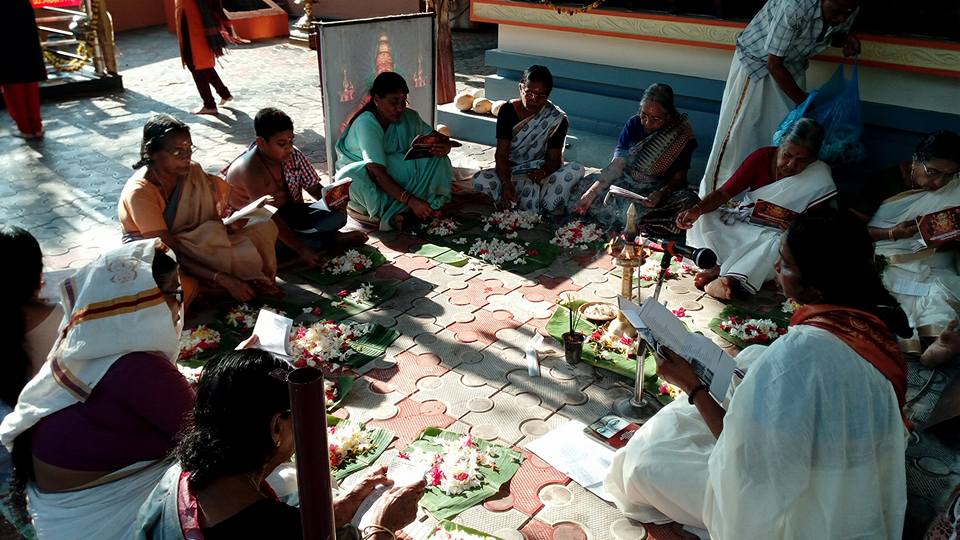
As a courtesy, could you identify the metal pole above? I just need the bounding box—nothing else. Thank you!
[288,367,336,540]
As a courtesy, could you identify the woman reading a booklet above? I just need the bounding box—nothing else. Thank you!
[118,114,281,310]
[472,65,585,213]
[605,210,911,539]
[336,72,454,231]
[677,118,835,300]
[849,130,960,368]
[571,83,699,236]
[136,349,425,539]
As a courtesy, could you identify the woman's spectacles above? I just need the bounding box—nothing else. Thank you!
[919,161,960,182]
[166,144,198,158]
[520,84,549,99]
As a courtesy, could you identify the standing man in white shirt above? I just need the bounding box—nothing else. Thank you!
[699,0,862,196]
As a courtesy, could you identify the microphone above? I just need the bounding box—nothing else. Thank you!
[637,236,717,270]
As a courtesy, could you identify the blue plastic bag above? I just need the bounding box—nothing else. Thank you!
[773,63,865,164]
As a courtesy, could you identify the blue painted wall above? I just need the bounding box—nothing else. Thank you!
[482,48,960,191]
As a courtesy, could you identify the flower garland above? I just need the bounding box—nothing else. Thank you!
[178,325,221,360]
[551,220,605,249]
[288,321,374,368]
[334,282,376,308]
[328,421,373,469]
[483,209,540,237]
[588,328,640,359]
[467,237,538,266]
[719,316,786,344]
[424,217,459,237]
[225,304,258,330]
[399,435,497,496]
[326,249,373,275]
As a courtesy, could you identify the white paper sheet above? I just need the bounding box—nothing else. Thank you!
[525,419,615,502]
[891,277,931,297]
[252,308,293,357]
[223,194,275,227]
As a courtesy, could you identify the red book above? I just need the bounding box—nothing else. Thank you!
[916,206,960,246]
[749,199,799,230]
[583,415,641,450]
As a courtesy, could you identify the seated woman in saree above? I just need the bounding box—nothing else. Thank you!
[605,210,911,539]
[337,72,454,231]
[677,118,836,300]
[570,83,699,236]
[0,240,196,540]
[136,349,426,540]
[849,130,960,368]
[473,65,585,213]
[118,114,281,310]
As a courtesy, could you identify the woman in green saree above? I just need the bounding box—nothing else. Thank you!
[336,72,454,231]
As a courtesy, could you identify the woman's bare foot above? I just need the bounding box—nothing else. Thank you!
[334,230,369,247]
[694,266,721,290]
[921,321,960,369]
[704,276,736,301]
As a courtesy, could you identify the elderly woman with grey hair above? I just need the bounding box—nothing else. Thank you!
[571,83,700,236]
[677,118,836,300]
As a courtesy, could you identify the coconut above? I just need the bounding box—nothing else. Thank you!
[490,100,507,117]
[472,98,492,114]
[454,91,475,111]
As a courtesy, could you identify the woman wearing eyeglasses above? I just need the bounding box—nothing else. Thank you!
[337,72,455,231]
[472,65,585,213]
[848,130,960,367]
[0,240,196,540]
[118,114,281,311]
[570,83,700,236]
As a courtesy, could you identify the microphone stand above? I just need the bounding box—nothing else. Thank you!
[613,241,671,422]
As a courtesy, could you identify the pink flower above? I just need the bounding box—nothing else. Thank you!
[463,435,474,448]
[672,307,687,318]
[659,383,670,395]
[311,307,323,316]
[674,255,682,262]
[353,262,365,271]
[478,249,489,255]
[527,248,539,257]
[397,451,410,460]
[337,289,349,298]
[429,466,445,486]
[453,472,469,481]
[619,336,634,345]
[590,330,603,341]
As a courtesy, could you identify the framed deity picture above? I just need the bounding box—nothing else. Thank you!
[316,13,436,177]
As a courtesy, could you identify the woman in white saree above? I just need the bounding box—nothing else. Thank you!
[0,240,195,540]
[851,130,960,368]
[678,119,836,300]
[605,211,912,539]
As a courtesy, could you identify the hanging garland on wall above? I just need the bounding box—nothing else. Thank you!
[43,0,101,72]
[538,0,606,15]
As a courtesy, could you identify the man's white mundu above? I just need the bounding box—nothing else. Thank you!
[605,326,907,538]
[688,160,836,293]
[869,177,960,339]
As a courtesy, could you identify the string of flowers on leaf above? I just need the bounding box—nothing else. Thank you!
[781,299,801,314]
[288,320,375,368]
[483,209,540,234]
[178,325,221,360]
[658,382,684,400]
[334,282,376,308]
[638,256,679,282]
[326,249,373,275]
[467,237,538,266]
[587,328,640,359]
[327,421,373,469]
[424,217,458,237]
[551,220,605,249]
[225,304,258,330]
[399,435,498,496]
[719,316,786,344]
[324,379,339,404]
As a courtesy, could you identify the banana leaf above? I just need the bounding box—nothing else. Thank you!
[405,428,523,520]
[297,245,388,286]
[430,520,503,540]
[327,415,395,481]
[343,324,400,368]
[303,281,398,322]
[708,303,792,349]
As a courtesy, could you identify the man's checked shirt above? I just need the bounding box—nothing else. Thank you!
[735,0,858,81]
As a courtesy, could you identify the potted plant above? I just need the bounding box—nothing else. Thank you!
[557,296,585,365]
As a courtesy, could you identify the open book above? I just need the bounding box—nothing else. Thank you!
[308,178,352,213]
[223,194,276,227]
[917,205,960,247]
[618,296,736,402]
[403,132,462,161]
[252,308,294,358]
[749,199,799,230]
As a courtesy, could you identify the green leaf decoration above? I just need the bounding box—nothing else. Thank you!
[296,245,388,286]
[708,303,792,349]
[404,428,523,520]
[429,520,504,540]
[326,415,395,481]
